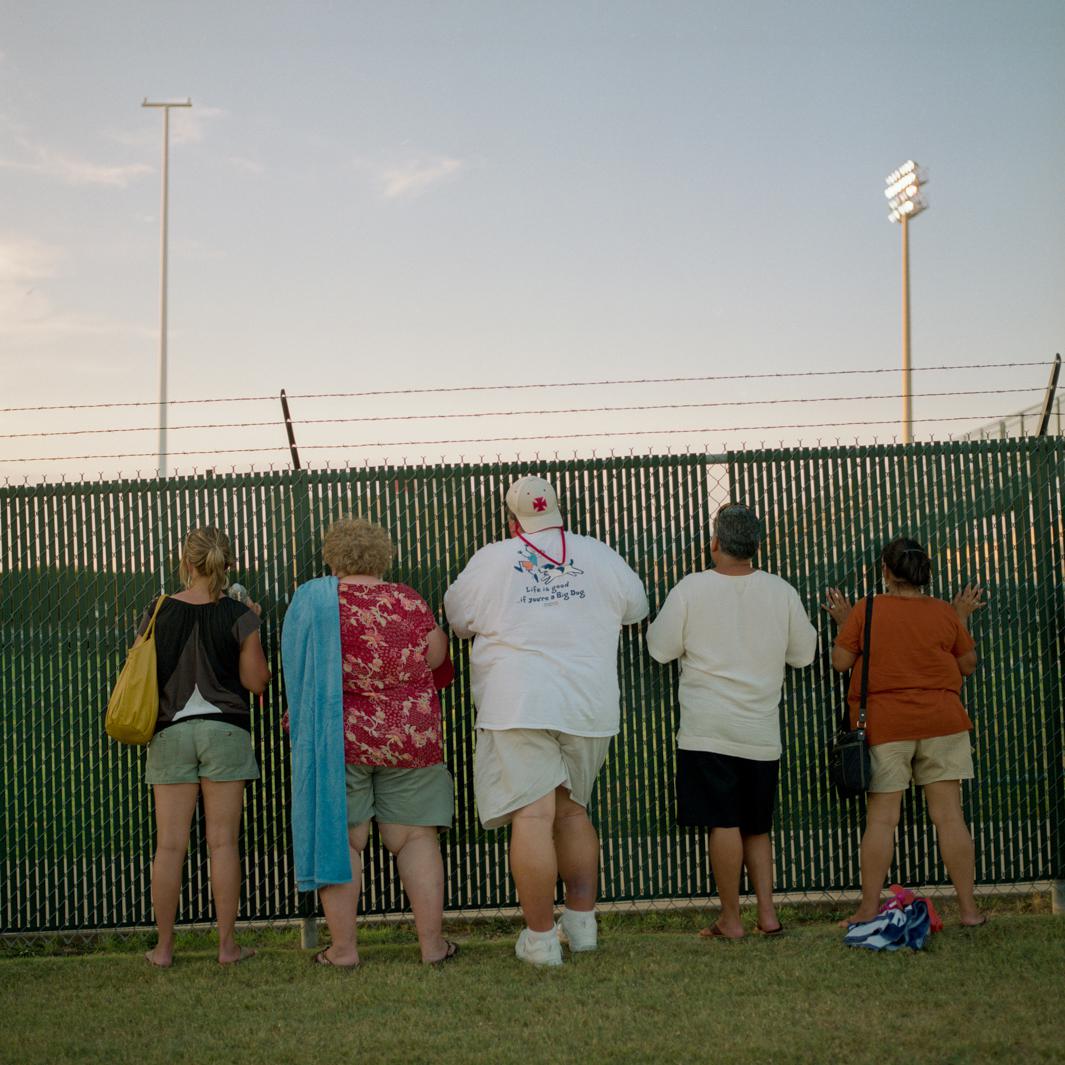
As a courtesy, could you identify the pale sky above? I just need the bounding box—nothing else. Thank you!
[1,1,1063,480]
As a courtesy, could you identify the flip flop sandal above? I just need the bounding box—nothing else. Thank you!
[428,939,460,966]
[755,924,785,936]
[698,924,738,940]
[220,946,257,966]
[314,948,360,970]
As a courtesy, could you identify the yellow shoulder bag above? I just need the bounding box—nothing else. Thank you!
[105,595,167,745]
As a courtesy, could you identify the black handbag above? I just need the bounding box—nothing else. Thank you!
[829,593,875,799]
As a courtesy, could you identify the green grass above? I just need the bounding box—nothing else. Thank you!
[2,897,1062,1065]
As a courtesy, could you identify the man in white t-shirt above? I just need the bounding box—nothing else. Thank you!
[444,475,648,965]
[646,503,816,940]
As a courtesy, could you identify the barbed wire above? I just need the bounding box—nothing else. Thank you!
[0,387,1044,440]
[0,413,1030,463]
[0,360,1050,414]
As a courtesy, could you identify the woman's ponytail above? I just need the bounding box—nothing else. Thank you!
[179,527,234,598]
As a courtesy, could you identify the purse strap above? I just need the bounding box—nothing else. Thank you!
[856,593,875,729]
[143,594,167,638]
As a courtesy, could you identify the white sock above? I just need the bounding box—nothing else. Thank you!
[562,907,596,927]
[524,926,558,943]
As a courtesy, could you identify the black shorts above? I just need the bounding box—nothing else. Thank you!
[676,749,780,835]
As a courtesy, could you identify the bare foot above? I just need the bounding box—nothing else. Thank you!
[145,948,172,968]
[699,921,745,940]
[838,909,879,928]
[959,913,988,928]
[218,945,257,966]
[420,935,453,964]
[313,946,360,968]
[757,909,781,934]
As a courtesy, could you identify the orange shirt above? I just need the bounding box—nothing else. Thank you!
[835,595,974,746]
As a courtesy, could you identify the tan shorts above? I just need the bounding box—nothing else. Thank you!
[869,731,975,792]
[474,728,612,829]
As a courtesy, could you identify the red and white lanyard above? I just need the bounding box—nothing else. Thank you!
[517,526,566,566]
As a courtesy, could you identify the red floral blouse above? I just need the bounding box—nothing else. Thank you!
[338,581,443,767]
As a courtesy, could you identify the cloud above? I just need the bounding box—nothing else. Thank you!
[169,105,226,146]
[0,238,62,283]
[106,103,226,150]
[228,155,264,176]
[376,156,465,200]
[0,138,152,188]
[0,238,150,343]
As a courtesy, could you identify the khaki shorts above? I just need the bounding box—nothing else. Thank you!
[345,763,454,829]
[869,731,974,792]
[145,719,259,785]
[474,728,612,829]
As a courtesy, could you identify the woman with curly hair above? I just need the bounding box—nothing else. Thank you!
[824,537,986,928]
[282,516,457,968]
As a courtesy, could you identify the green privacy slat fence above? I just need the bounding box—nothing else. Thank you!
[1,439,1062,935]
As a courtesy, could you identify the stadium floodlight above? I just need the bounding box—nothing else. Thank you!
[885,160,928,443]
[142,98,192,479]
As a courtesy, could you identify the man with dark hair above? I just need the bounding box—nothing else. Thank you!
[646,503,816,939]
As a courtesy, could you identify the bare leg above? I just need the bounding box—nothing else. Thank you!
[553,787,599,912]
[707,827,745,938]
[147,782,200,967]
[924,780,982,925]
[844,791,904,925]
[741,833,779,932]
[509,791,558,932]
[317,821,368,966]
[379,823,449,962]
[200,778,254,964]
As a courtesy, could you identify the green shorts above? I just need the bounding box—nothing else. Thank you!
[345,762,454,829]
[145,719,260,785]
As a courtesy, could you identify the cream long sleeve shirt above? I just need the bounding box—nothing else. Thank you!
[646,569,817,760]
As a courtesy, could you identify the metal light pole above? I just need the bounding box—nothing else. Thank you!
[142,98,192,478]
[885,160,928,444]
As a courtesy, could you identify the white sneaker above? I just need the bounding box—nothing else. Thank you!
[557,907,598,952]
[515,927,563,967]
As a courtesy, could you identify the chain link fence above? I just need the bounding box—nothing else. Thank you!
[2,439,1062,939]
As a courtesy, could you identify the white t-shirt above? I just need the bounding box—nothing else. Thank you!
[444,529,649,736]
[646,569,817,760]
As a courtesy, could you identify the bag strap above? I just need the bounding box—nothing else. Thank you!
[856,593,875,729]
[143,594,167,638]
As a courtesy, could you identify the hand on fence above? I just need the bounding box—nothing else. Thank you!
[952,584,987,621]
[822,588,853,625]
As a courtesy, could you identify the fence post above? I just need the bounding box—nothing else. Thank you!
[300,891,319,948]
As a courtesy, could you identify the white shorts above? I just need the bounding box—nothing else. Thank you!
[474,728,612,829]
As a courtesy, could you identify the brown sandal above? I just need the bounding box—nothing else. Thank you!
[428,940,460,966]
[698,923,741,940]
[314,948,360,970]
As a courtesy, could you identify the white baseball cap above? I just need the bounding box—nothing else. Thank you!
[506,476,563,533]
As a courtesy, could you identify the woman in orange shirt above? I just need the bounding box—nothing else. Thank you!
[825,537,986,927]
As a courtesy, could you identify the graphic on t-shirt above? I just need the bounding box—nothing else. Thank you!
[514,544,585,585]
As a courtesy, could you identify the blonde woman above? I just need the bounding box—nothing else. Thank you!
[282,516,457,968]
[140,527,271,967]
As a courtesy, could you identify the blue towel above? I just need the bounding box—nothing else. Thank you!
[281,576,352,891]
[844,900,933,951]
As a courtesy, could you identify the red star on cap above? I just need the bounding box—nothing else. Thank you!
[533,496,548,512]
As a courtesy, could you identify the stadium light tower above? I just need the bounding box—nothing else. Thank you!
[142,98,192,478]
[885,160,928,444]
